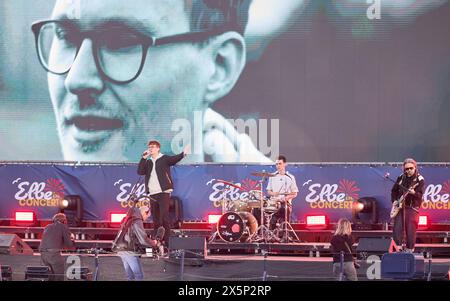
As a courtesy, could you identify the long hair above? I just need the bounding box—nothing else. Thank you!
[334,218,352,236]
[403,158,418,177]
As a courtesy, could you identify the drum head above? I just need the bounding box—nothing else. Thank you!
[217,212,245,242]
[264,199,280,213]
[228,200,250,212]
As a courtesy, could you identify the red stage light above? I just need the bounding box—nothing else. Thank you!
[208,214,222,224]
[15,211,35,222]
[13,211,36,226]
[306,215,328,229]
[307,215,326,226]
[418,215,428,229]
[110,213,127,224]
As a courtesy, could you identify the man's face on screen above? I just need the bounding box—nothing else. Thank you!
[47,0,210,161]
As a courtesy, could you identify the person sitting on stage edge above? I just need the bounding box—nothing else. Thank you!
[39,213,75,281]
[391,158,425,253]
[138,140,190,247]
[330,218,358,281]
[116,206,159,281]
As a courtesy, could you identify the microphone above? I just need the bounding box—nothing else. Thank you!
[142,150,150,157]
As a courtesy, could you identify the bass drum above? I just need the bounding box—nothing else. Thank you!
[217,212,258,242]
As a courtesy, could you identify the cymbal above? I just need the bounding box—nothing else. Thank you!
[251,172,275,177]
[216,179,244,190]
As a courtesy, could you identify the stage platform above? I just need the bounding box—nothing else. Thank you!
[1,225,449,241]
[15,238,450,258]
[0,224,448,256]
[1,253,449,281]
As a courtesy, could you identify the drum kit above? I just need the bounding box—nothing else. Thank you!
[211,172,300,244]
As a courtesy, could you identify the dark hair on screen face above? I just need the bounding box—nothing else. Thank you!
[277,155,287,163]
[189,0,252,35]
[148,140,161,148]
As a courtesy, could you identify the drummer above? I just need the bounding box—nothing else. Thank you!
[261,155,299,229]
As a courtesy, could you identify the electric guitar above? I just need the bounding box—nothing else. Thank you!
[390,182,419,219]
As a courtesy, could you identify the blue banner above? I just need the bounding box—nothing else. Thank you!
[1,163,449,223]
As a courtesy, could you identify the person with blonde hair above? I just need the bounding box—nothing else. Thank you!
[330,218,358,281]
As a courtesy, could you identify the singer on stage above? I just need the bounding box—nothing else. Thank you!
[390,158,425,252]
[138,140,189,247]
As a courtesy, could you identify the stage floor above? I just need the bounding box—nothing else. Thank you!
[1,253,449,281]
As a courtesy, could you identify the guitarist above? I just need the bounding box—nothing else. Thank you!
[391,158,425,253]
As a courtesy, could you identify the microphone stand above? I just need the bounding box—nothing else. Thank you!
[278,175,299,243]
[252,172,278,243]
[384,174,414,192]
[93,245,99,281]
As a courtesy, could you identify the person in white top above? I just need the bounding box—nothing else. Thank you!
[266,155,298,229]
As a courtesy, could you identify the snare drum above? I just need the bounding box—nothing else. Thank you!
[246,190,266,208]
[264,198,281,213]
[249,190,263,200]
[228,200,251,212]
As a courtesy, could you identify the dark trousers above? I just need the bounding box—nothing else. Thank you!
[41,251,65,281]
[150,192,171,245]
[272,204,291,228]
[393,207,419,249]
[253,205,291,230]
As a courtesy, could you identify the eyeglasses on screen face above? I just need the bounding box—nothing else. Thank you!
[31,20,223,84]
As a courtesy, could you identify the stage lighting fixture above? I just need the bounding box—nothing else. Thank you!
[59,195,83,226]
[61,199,69,209]
[305,215,328,230]
[13,211,36,226]
[418,215,429,230]
[110,213,127,224]
[207,214,222,224]
[352,197,378,227]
